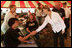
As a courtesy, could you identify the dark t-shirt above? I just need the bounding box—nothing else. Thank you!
[4,28,21,47]
[25,21,38,32]
[52,7,65,18]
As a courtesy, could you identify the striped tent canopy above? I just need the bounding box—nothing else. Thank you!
[1,1,71,8]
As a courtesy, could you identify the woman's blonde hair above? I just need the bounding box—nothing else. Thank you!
[43,5,50,11]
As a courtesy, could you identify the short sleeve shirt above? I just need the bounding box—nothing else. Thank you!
[4,28,21,47]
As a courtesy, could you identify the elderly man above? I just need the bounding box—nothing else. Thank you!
[1,5,17,34]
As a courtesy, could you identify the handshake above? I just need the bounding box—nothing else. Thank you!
[29,31,37,36]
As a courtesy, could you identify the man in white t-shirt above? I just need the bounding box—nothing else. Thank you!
[1,5,16,34]
[62,2,71,38]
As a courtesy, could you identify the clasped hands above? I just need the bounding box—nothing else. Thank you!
[29,31,37,36]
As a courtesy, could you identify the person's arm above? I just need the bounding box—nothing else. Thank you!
[62,9,65,20]
[36,16,48,32]
[26,28,31,33]
[68,9,71,24]
[30,16,49,35]
[10,30,30,43]
[18,33,31,42]
[25,22,31,33]
[35,21,39,28]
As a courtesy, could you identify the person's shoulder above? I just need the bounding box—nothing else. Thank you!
[52,11,59,15]
[52,6,55,9]
[5,11,10,16]
[45,15,49,19]
[52,11,56,14]
[7,28,13,31]
[5,28,13,34]
[7,11,11,15]
[61,8,65,10]
[5,12,12,18]
[66,7,71,11]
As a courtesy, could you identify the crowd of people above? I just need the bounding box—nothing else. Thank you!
[1,1,71,47]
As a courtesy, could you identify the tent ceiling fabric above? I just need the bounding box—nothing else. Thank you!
[1,1,71,8]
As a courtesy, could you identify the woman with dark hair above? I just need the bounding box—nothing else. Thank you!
[25,14,39,40]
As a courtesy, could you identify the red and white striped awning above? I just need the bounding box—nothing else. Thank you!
[1,1,71,8]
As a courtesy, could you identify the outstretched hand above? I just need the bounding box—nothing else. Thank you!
[30,31,37,36]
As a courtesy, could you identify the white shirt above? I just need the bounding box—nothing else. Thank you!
[1,11,16,33]
[3,11,16,25]
[63,7,71,18]
[36,11,66,33]
[36,8,42,16]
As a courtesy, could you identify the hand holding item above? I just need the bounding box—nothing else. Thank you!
[30,31,37,36]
